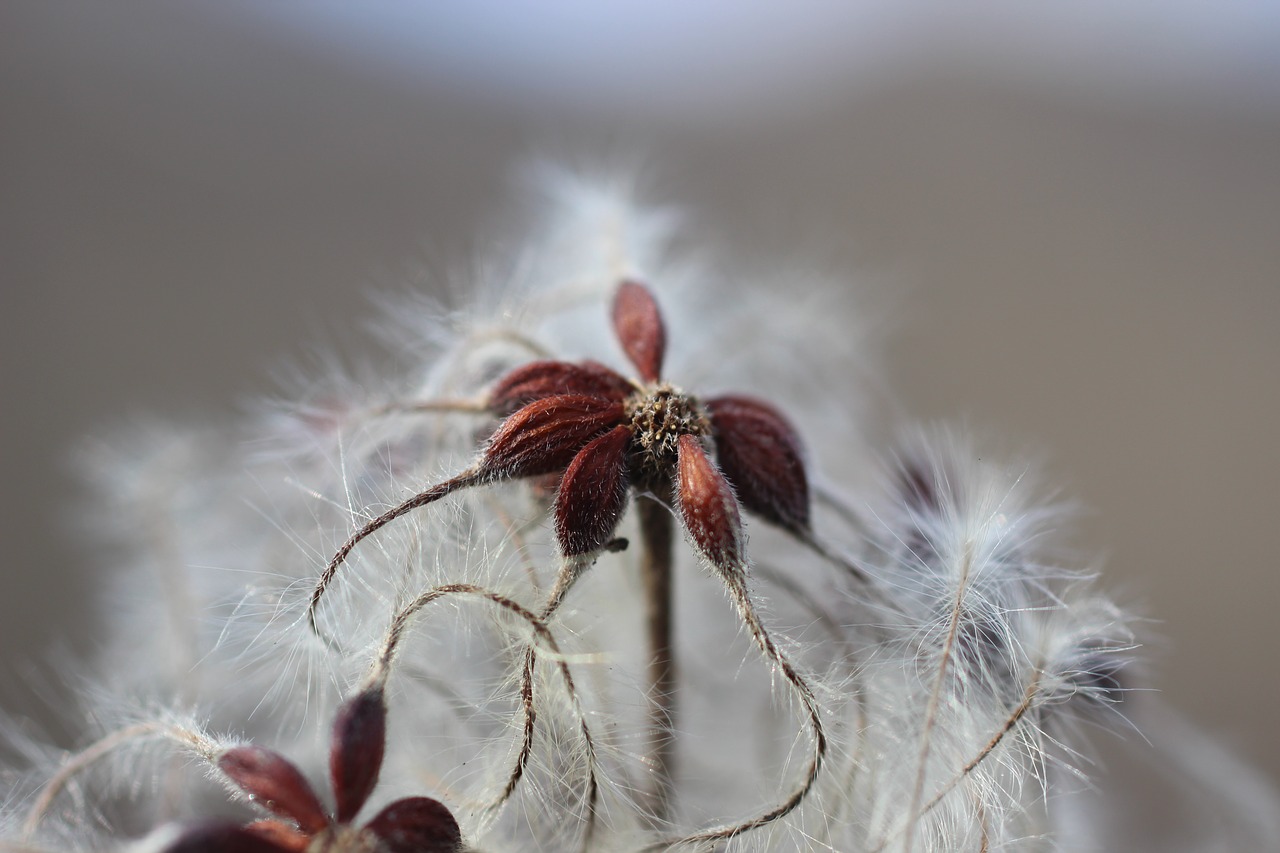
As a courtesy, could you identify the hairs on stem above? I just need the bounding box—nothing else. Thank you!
[307,470,486,646]
[900,542,976,853]
[872,672,1044,852]
[368,582,600,850]
[642,567,827,850]
[22,722,218,839]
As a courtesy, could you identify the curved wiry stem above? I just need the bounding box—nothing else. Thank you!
[466,552,598,842]
[641,567,827,851]
[308,469,485,646]
[636,497,678,824]
[370,583,600,851]
[23,723,217,838]
[752,559,873,848]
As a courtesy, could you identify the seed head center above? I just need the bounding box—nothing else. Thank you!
[626,384,710,476]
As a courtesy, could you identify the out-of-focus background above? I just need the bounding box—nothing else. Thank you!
[3,0,1279,788]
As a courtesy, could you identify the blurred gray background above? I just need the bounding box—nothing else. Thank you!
[3,1,1278,787]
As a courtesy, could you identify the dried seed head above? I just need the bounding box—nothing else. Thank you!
[627,384,710,486]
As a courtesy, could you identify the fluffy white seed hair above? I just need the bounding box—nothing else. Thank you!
[3,168,1276,853]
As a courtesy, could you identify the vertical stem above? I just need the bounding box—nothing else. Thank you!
[637,495,676,822]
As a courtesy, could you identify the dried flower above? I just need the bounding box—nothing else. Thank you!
[165,689,461,853]
[307,278,811,632]
[4,170,1278,853]
[300,275,827,841]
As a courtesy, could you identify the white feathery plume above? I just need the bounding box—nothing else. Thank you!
[3,167,1277,853]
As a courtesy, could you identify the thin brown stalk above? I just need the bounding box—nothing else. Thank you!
[643,568,827,851]
[752,562,871,845]
[750,562,848,653]
[23,723,216,838]
[637,496,677,823]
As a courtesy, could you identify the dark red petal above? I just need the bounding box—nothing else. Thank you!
[365,796,463,853]
[488,359,634,416]
[612,280,666,382]
[242,821,310,852]
[676,434,744,570]
[482,394,626,479]
[554,424,633,555]
[161,822,294,853]
[330,688,387,824]
[706,395,811,534]
[216,747,328,833]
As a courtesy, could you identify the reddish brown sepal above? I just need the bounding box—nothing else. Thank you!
[555,424,633,555]
[366,796,464,853]
[676,434,744,571]
[161,822,294,853]
[482,394,626,479]
[242,821,310,852]
[488,359,634,416]
[706,395,811,534]
[330,688,387,824]
[612,280,666,382]
[216,747,328,834]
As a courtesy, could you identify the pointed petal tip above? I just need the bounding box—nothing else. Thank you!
[330,688,388,824]
[216,747,328,834]
[612,280,667,382]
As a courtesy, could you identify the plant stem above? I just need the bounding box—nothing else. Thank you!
[637,495,676,822]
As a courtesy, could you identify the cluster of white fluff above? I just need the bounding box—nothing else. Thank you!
[3,169,1278,852]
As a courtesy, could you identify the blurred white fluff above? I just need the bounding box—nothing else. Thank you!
[3,167,1278,852]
